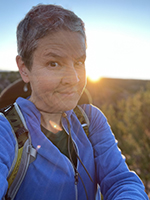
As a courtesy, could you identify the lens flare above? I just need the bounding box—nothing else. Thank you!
[49,120,62,131]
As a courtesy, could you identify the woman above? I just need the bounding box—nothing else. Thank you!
[0,4,148,200]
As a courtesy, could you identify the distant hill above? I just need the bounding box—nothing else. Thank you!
[87,77,150,107]
[0,71,150,108]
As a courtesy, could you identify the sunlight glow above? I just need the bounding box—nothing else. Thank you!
[49,120,62,131]
[86,72,101,82]
[0,29,150,80]
[85,29,150,80]
[36,145,41,151]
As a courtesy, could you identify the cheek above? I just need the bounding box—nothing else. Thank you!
[78,68,86,86]
[30,75,56,95]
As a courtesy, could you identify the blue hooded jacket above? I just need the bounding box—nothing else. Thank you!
[0,97,148,200]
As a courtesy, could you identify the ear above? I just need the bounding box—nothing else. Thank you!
[16,55,30,83]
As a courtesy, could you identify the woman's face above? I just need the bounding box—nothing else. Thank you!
[20,30,86,113]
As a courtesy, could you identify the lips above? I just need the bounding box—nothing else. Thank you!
[55,89,79,99]
[57,87,78,94]
[59,90,76,94]
[59,91,77,98]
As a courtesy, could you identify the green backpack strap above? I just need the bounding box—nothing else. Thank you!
[74,105,90,137]
[1,103,29,148]
[0,103,36,200]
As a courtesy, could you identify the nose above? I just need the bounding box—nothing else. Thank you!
[62,65,79,85]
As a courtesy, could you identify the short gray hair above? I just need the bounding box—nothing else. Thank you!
[17,4,86,70]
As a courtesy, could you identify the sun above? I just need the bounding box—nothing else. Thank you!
[86,73,101,82]
[85,59,102,82]
[86,65,102,82]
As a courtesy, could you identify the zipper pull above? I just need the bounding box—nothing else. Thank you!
[74,169,79,185]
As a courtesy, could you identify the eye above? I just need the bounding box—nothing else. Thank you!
[75,61,85,67]
[49,62,59,67]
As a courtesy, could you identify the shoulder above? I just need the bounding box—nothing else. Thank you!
[0,112,16,172]
[78,104,113,141]
[79,104,107,125]
[0,112,16,146]
[0,112,13,134]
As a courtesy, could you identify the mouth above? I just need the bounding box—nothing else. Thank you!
[60,90,76,94]
[57,87,78,94]
[55,88,79,98]
[59,91,77,96]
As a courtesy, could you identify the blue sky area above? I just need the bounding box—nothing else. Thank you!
[0,0,150,80]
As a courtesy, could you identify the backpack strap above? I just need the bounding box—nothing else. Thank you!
[74,105,90,137]
[0,103,36,200]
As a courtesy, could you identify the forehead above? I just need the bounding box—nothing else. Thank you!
[34,30,86,59]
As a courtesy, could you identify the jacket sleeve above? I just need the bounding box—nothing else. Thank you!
[84,105,149,200]
[0,115,16,199]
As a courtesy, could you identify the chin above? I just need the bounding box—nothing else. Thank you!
[61,100,79,112]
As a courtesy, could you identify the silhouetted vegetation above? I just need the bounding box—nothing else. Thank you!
[0,71,150,197]
[0,71,21,93]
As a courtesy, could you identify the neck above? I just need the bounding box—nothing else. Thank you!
[40,111,63,134]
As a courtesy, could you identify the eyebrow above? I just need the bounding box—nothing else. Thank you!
[43,52,86,61]
[43,52,62,58]
[77,54,86,60]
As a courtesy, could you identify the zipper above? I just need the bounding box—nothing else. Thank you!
[65,155,78,200]
[61,117,79,200]
[61,113,93,200]
[74,169,79,200]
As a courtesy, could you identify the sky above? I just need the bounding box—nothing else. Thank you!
[0,0,150,81]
